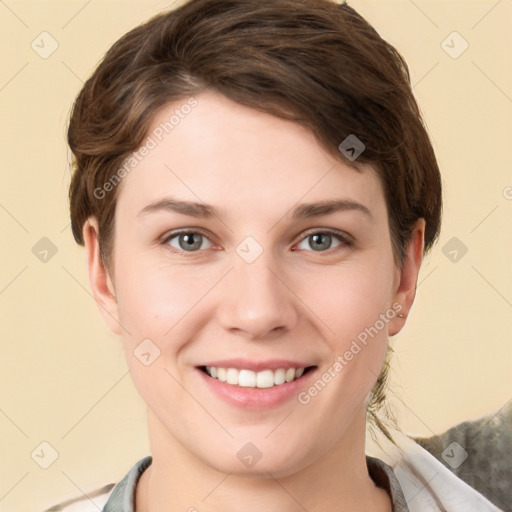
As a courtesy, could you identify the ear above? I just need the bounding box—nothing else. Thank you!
[388,219,426,336]
[82,217,122,335]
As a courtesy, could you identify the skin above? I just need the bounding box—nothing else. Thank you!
[83,90,425,512]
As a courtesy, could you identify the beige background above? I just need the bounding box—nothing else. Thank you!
[0,1,511,510]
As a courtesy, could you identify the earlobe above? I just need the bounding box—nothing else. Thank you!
[388,219,426,336]
[82,218,122,335]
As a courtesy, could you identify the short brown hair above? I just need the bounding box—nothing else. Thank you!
[67,0,442,440]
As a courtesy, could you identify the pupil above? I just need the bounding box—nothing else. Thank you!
[311,233,331,251]
[181,233,201,250]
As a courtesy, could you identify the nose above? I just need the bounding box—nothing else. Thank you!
[217,252,299,340]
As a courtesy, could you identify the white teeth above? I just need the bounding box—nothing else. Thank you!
[285,368,295,382]
[238,369,256,387]
[226,368,239,385]
[274,368,286,385]
[204,366,308,388]
[256,370,274,388]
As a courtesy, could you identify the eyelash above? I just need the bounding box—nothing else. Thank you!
[160,228,353,256]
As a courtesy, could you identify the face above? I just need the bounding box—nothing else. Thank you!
[85,90,422,478]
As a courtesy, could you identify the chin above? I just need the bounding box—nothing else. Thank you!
[198,439,315,479]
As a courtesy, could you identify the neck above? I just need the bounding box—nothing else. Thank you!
[136,407,392,512]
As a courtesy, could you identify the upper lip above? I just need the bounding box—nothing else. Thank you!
[198,359,316,372]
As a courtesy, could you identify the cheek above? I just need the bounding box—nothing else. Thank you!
[112,262,205,410]
[306,260,396,346]
[299,259,396,408]
[114,258,215,341]
[301,267,394,413]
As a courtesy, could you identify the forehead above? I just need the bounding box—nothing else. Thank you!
[115,90,387,223]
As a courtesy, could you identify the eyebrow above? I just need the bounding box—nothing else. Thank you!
[138,198,373,221]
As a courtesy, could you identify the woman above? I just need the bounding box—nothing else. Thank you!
[56,0,503,510]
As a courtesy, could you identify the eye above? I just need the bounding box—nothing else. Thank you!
[295,230,351,252]
[161,229,351,255]
[164,231,213,252]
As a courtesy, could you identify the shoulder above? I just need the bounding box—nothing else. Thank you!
[413,401,512,511]
[43,483,115,512]
[43,455,152,512]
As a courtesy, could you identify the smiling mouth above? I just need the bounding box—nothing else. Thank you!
[199,365,316,388]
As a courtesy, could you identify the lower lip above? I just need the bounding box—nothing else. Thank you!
[196,368,317,411]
